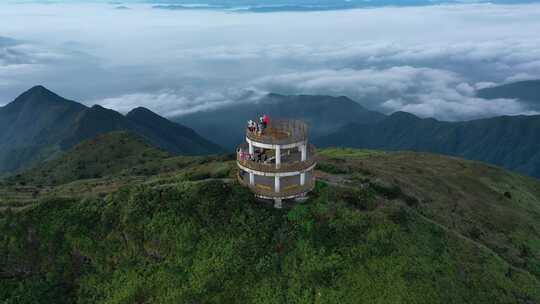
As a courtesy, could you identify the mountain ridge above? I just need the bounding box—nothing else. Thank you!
[0,86,223,173]
[177,93,386,149]
[316,111,540,178]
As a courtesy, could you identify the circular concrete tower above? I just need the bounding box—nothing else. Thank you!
[237,118,316,208]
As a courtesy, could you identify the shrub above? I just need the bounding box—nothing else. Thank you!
[335,187,377,211]
[210,165,232,179]
[185,170,211,181]
[404,195,419,207]
[388,206,409,226]
[369,181,402,199]
[316,162,348,174]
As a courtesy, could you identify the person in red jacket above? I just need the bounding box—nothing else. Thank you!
[262,114,269,128]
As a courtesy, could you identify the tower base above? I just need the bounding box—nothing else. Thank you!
[254,194,310,209]
[274,198,283,209]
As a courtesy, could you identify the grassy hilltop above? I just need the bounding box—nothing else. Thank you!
[0,134,539,303]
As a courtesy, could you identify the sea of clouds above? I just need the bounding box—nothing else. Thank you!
[1,2,540,120]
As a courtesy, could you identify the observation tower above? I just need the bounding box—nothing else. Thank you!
[237,118,317,208]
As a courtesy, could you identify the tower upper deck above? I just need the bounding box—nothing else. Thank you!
[246,118,308,146]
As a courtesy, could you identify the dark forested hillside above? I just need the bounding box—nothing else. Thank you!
[316,112,540,178]
[126,107,222,155]
[1,145,539,303]
[0,86,222,173]
[0,86,87,172]
[177,93,385,149]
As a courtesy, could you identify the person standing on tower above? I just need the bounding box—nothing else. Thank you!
[262,114,269,128]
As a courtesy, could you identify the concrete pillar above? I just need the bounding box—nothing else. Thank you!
[274,198,282,209]
[275,145,281,168]
[275,176,280,193]
[301,144,307,162]
[249,142,254,155]
[249,172,254,185]
[300,172,306,186]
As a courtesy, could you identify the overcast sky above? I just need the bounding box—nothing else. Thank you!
[1,2,540,120]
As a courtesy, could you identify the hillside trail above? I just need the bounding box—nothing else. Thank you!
[317,172,540,282]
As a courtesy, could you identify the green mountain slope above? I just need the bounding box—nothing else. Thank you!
[317,148,540,280]
[126,107,222,155]
[0,86,222,173]
[477,80,540,103]
[316,112,540,179]
[1,143,539,303]
[176,93,385,149]
[9,132,170,186]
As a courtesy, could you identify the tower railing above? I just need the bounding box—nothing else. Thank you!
[237,172,315,198]
[237,144,316,173]
[246,119,308,145]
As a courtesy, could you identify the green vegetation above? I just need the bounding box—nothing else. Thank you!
[2,179,540,303]
[317,148,383,175]
[7,132,170,186]
[316,150,540,280]
[0,133,234,210]
[317,147,384,159]
[1,144,539,303]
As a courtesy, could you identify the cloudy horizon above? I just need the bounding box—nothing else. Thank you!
[1,2,540,121]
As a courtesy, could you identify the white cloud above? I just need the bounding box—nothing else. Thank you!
[474,82,496,90]
[1,3,540,120]
[391,96,539,120]
[95,88,266,117]
[455,83,475,96]
[97,91,241,117]
[251,66,538,120]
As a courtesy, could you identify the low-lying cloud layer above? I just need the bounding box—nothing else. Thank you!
[1,2,540,121]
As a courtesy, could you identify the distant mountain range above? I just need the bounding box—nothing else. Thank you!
[0,86,222,173]
[177,81,540,179]
[1,82,539,179]
[177,93,385,149]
